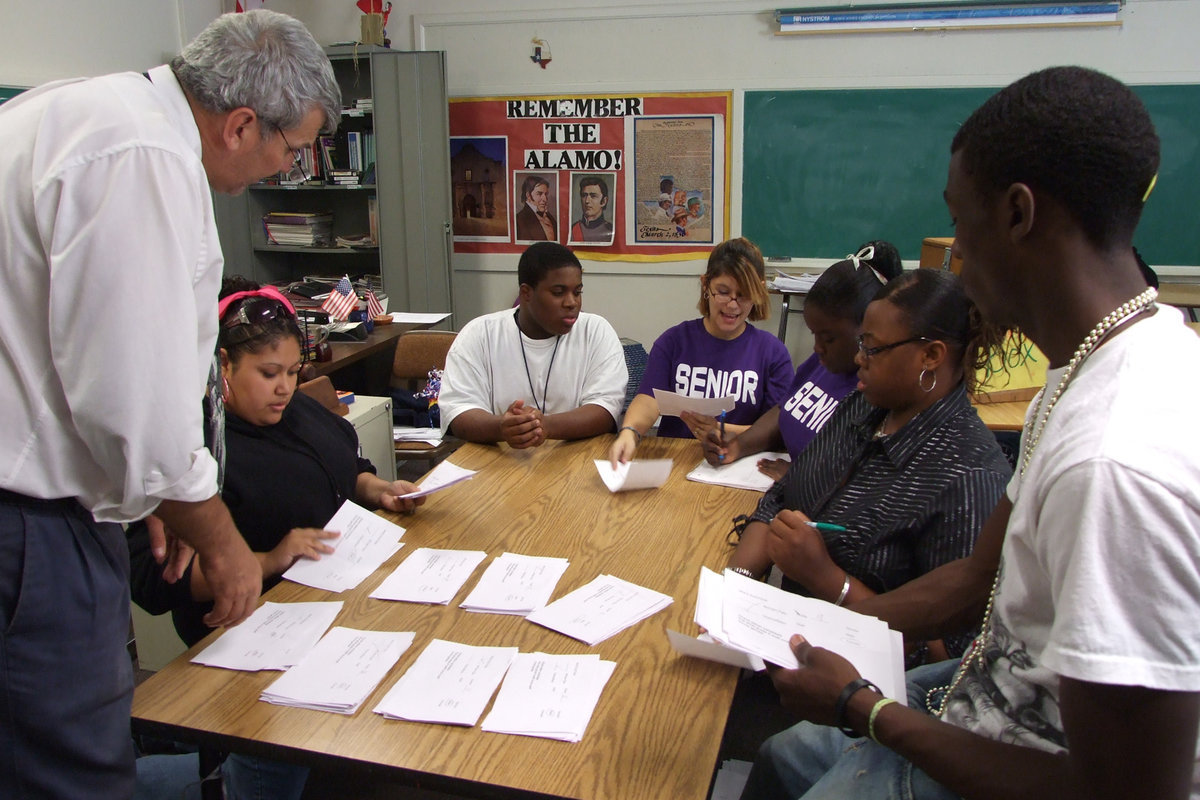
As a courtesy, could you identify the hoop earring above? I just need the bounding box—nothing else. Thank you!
[918,369,937,393]
[222,376,232,402]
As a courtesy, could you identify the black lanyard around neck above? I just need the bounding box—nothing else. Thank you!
[513,309,561,413]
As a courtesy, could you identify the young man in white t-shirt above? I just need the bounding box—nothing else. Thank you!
[439,241,627,449]
[741,66,1200,800]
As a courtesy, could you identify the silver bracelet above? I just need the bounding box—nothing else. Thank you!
[730,566,759,580]
[834,573,851,606]
[618,425,642,443]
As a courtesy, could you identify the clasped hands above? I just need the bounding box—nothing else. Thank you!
[501,399,546,449]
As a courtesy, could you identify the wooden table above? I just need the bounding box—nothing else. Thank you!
[131,437,751,800]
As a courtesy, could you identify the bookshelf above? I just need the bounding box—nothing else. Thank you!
[213,47,453,315]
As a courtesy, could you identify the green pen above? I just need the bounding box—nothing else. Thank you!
[806,521,848,533]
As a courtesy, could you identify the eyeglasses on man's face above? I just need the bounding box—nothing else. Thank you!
[856,334,932,359]
[279,129,309,183]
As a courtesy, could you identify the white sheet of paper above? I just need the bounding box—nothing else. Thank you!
[720,569,905,702]
[666,629,764,671]
[370,547,488,605]
[372,639,517,726]
[593,459,672,492]
[686,452,790,492]
[525,574,673,646]
[396,460,476,499]
[282,500,405,593]
[191,601,344,672]
[459,553,570,615]
[260,627,415,714]
[385,312,452,325]
[481,653,617,742]
[652,388,737,418]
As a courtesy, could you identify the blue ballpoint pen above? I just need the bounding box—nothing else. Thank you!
[717,410,726,462]
[806,521,848,533]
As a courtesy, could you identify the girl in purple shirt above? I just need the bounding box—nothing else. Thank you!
[610,238,793,465]
[703,241,903,478]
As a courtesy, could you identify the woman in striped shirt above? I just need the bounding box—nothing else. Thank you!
[728,268,1010,663]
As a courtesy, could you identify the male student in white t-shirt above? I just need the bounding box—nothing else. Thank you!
[439,242,627,449]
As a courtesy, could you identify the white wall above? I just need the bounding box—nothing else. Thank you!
[4,0,1197,351]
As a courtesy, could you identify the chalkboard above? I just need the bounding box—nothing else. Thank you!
[742,85,1200,267]
[0,85,26,105]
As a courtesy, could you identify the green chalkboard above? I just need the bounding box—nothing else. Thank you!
[0,85,26,105]
[742,85,1200,267]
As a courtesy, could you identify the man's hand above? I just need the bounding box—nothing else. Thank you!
[196,535,261,628]
[146,513,194,584]
[500,399,545,449]
[768,634,862,724]
[155,496,262,629]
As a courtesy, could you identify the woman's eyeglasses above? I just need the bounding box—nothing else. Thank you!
[856,334,931,359]
[709,286,753,307]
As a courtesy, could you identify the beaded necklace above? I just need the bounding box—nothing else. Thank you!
[931,286,1158,717]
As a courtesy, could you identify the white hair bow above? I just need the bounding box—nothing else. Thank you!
[845,245,888,286]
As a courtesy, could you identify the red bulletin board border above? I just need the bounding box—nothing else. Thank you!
[449,92,732,262]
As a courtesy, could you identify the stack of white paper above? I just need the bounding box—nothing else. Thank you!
[191,601,344,671]
[283,500,406,593]
[395,460,476,499]
[481,652,616,742]
[393,426,443,445]
[373,639,518,726]
[459,553,570,615]
[686,453,790,492]
[370,547,488,604]
[767,271,819,293]
[670,568,906,703]
[525,574,673,646]
[593,459,672,492]
[260,627,415,714]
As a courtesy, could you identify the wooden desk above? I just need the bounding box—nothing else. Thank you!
[311,321,426,395]
[769,287,808,341]
[971,398,1029,431]
[1159,282,1200,322]
[132,437,748,800]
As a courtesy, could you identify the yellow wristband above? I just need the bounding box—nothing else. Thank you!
[868,697,898,743]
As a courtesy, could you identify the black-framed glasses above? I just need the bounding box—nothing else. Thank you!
[856,334,931,359]
[221,297,295,343]
[279,130,309,183]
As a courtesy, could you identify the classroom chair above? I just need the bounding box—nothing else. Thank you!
[390,330,460,467]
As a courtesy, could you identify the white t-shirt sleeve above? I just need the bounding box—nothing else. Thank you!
[437,318,495,435]
[1038,457,1200,690]
[576,316,628,424]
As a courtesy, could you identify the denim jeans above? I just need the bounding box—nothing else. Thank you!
[135,751,309,800]
[740,659,964,800]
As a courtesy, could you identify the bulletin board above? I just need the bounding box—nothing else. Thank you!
[741,84,1200,267]
[449,92,731,261]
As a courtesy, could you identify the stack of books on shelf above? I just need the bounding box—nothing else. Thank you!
[328,169,361,186]
[262,211,333,247]
[344,98,373,117]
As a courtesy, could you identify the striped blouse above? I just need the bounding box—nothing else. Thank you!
[749,383,1010,657]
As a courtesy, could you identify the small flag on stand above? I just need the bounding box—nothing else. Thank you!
[366,289,384,319]
[321,275,359,321]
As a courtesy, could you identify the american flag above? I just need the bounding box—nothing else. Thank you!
[235,0,267,12]
[366,289,384,319]
[321,276,358,321]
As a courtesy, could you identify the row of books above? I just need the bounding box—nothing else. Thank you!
[275,129,376,186]
[262,199,378,249]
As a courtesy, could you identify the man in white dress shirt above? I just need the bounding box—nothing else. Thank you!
[0,11,339,798]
